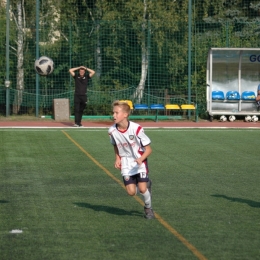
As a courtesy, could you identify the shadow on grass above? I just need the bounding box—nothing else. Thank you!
[74,202,143,216]
[0,200,9,204]
[211,195,260,208]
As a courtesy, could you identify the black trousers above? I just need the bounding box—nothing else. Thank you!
[74,94,87,125]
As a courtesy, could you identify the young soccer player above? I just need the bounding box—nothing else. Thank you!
[108,100,154,219]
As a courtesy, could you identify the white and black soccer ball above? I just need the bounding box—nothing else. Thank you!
[220,115,227,122]
[229,115,236,122]
[245,115,252,122]
[34,56,54,76]
[251,115,258,122]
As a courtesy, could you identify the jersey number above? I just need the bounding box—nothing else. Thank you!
[140,172,147,178]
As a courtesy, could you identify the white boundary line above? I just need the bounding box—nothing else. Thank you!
[0,126,260,130]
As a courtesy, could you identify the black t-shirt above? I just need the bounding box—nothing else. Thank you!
[74,74,91,95]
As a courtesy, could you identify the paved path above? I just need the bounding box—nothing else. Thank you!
[0,119,259,128]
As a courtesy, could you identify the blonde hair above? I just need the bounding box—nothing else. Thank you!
[112,100,131,115]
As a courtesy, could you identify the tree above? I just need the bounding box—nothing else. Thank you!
[130,0,149,103]
[7,0,37,114]
[7,0,63,114]
[10,0,25,114]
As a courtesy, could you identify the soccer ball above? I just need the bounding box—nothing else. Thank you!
[245,115,252,122]
[229,115,236,122]
[34,56,54,76]
[220,115,227,122]
[251,115,258,122]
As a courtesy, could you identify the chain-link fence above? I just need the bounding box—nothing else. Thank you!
[1,2,260,118]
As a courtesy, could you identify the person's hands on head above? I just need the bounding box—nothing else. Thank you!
[79,66,87,71]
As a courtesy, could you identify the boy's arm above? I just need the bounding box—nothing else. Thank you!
[113,145,121,169]
[135,144,152,166]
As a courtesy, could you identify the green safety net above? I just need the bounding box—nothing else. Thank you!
[1,0,260,117]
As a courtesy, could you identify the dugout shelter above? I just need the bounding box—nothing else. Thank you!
[206,48,260,121]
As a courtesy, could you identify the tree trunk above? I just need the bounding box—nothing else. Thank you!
[13,1,24,114]
[133,0,148,103]
[134,44,148,103]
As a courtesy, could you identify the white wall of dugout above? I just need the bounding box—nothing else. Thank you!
[206,48,260,119]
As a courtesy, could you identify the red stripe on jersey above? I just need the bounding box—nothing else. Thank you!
[136,125,142,136]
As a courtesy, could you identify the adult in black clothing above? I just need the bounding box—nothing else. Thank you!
[69,66,95,127]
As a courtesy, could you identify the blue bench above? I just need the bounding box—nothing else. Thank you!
[134,104,149,110]
[212,90,256,102]
[241,91,256,100]
[226,91,240,100]
[150,104,164,122]
[134,103,164,121]
[212,91,225,100]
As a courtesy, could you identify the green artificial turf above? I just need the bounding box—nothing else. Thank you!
[0,129,259,260]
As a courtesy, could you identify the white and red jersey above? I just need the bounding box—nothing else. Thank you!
[108,121,151,176]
